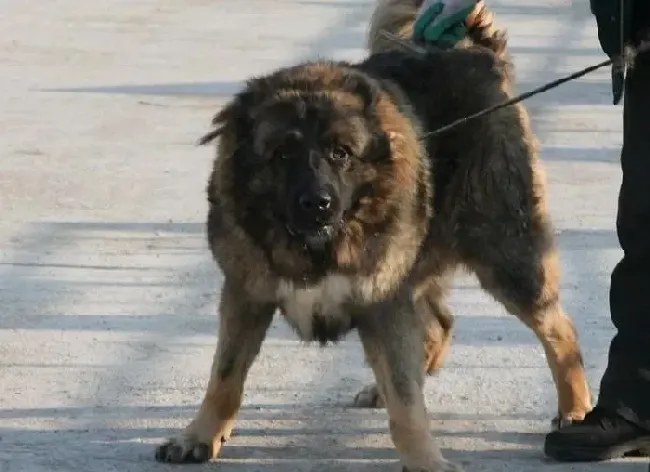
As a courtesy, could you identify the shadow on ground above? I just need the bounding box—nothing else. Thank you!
[0,222,619,346]
[0,409,645,471]
[0,403,552,470]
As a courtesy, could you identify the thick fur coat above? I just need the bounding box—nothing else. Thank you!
[155,2,593,471]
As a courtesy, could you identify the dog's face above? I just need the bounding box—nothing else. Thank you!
[250,92,380,250]
[203,64,424,279]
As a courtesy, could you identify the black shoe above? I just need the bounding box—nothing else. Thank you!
[544,406,650,462]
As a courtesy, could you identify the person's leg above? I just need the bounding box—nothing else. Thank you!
[544,45,650,462]
[598,42,650,424]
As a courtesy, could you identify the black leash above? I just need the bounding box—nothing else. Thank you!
[424,57,615,138]
[378,30,649,139]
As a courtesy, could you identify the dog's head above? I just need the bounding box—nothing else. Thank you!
[248,87,378,250]
[202,62,427,278]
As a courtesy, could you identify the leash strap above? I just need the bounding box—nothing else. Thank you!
[377,26,649,139]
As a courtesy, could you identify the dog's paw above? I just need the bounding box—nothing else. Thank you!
[352,383,386,408]
[155,435,214,464]
[155,420,233,464]
[403,460,465,472]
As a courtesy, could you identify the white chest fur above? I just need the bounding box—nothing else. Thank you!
[276,275,354,341]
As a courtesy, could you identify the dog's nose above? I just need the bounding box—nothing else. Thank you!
[298,190,332,214]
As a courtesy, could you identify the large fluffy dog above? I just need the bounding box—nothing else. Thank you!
[155,1,592,470]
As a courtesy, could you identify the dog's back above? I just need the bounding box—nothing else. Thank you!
[355,46,532,226]
[367,0,508,61]
[362,0,527,225]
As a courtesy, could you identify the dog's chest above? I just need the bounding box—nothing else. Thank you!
[276,275,354,343]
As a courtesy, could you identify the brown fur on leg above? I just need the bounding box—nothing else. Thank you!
[472,253,592,424]
[155,280,275,464]
[527,250,593,424]
[356,294,463,472]
[367,0,509,61]
[464,197,593,425]
[417,277,455,374]
[353,276,454,409]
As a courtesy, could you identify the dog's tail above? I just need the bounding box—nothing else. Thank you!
[367,0,508,60]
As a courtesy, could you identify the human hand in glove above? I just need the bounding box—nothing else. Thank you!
[413,0,478,47]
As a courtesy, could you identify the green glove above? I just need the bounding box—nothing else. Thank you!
[413,0,476,47]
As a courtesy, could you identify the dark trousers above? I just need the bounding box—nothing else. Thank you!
[596,49,650,428]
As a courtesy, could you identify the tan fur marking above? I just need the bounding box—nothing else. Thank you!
[472,245,592,422]
[358,315,455,471]
[417,278,456,374]
[522,249,592,421]
[156,281,275,461]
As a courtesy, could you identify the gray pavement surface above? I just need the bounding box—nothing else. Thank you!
[1,0,647,471]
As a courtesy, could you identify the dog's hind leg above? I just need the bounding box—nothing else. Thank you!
[353,277,455,408]
[420,278,456,375]
[155,278,275,463]
[356,293,464,472]
[462,214,593,428]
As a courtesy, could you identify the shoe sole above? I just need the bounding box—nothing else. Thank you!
[545,438,650,462]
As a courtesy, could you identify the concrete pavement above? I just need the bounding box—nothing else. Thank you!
[1,0,646,471]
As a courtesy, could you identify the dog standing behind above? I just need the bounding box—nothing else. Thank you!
[154,1,594,471]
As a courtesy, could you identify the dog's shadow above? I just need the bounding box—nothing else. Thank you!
[0,426,541,471]
[0,405,619,472]
[2,404,646,471]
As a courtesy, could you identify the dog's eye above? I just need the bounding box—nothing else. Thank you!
[331,146,350,161]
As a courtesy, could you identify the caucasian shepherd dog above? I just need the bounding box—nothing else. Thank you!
[155,0,593,470]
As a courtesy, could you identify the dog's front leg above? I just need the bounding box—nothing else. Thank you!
[356,291,463,472]
[155,278,275,464]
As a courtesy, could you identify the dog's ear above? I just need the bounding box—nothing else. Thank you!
[363,128,394,163]
[341,70,381,111]
[197,124,224,146]
[198,88,258,146]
